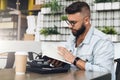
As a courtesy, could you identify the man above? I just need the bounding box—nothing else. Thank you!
[58,1,114,73]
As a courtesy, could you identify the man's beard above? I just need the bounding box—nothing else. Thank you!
[72,24,86,37]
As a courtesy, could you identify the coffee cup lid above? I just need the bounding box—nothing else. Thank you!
[15,51,28,55]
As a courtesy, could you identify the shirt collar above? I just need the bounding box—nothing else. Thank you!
[70,26,94,45]
[82,26,94,44]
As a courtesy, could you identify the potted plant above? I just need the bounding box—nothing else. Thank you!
[50,0,61,14]
[66,0,74,1]
[41,3,51,14]
[61,15,68,27]
[94,0,119,10]
[95,0,118,3]
[41,0,61,14]
[98,26,118,41]
[39,25,61,41]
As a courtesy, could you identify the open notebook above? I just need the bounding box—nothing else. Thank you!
[41,44,71,64]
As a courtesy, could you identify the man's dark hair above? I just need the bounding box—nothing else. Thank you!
[65,1,90,17]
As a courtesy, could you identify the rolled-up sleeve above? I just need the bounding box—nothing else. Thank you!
[85,40,114,73]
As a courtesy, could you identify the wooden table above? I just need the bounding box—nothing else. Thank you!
[0,69,111,80]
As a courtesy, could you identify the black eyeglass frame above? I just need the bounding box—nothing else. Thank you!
[65,20,77,27]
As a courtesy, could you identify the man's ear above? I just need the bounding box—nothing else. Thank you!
[84,17,89,25]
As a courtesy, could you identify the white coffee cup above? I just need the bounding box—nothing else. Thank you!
[15,51,28,75]
[14,74,26,80]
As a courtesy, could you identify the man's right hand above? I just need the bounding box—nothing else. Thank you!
[47,58,63,67]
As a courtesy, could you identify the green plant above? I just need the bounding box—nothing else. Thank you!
[40,25,60,36]
[98,26,117,35]
[66,0,74,1]
[95,0,119,3]
[61,15,68,21]
[42,3,51,8]
[50,0,61,13]
[41,0,61,14]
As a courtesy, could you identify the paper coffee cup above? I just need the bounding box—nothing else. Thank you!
[15,51,28,75]
[14,74,26,80]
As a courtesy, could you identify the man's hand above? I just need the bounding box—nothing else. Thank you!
[58,47,86,70]
[47,58,63,67]
[58,47,76,64]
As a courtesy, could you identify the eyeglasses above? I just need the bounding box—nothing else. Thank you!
[65,20,77,27]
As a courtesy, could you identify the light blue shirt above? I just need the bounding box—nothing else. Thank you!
[64,26,114,73]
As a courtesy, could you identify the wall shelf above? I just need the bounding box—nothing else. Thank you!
[0,10,27,40]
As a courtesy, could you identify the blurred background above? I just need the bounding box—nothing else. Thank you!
[0,0,119,41]
[0,0,120,68]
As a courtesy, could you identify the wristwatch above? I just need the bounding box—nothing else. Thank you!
[73,57,80,66]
